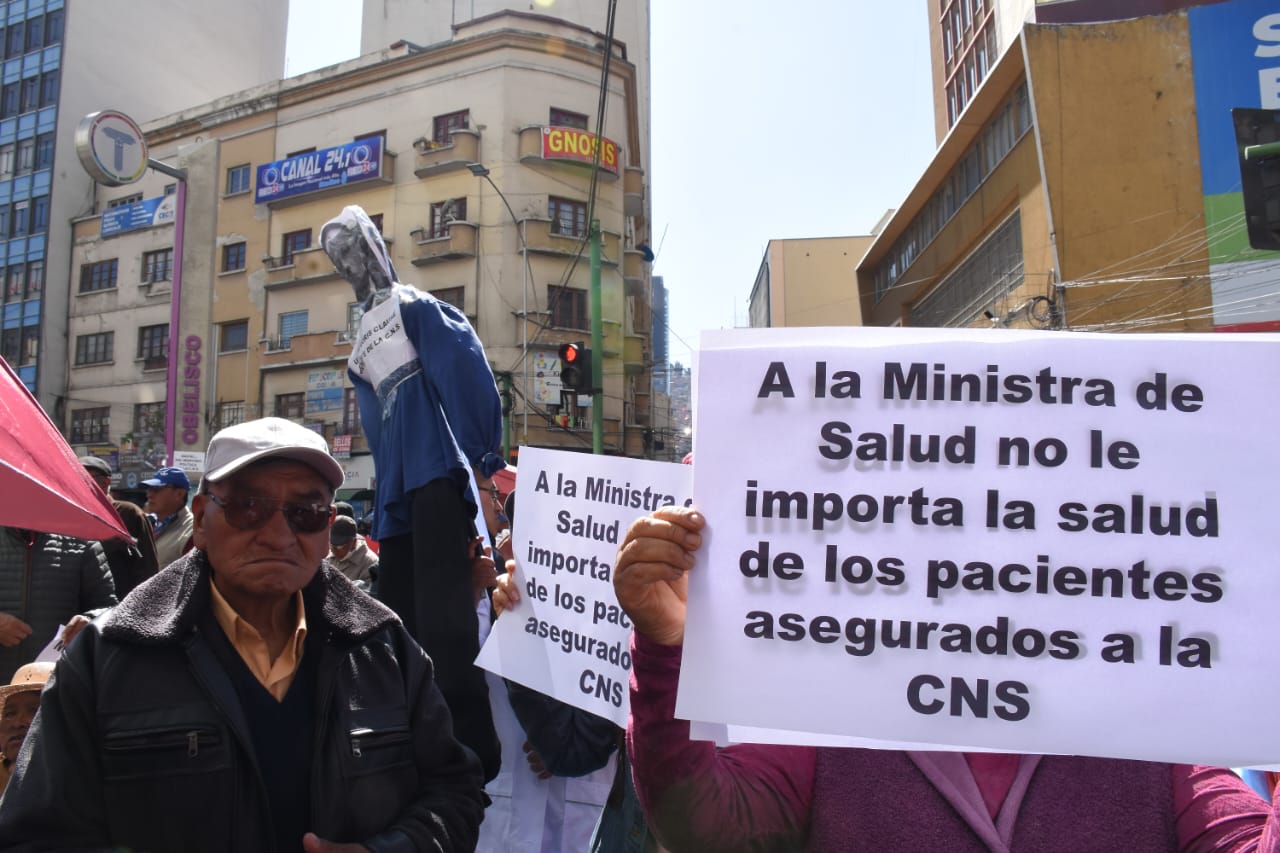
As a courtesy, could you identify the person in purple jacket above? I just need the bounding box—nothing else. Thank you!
[614,505,1280,853]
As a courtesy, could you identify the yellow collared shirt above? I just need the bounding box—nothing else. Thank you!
[209,580,307,702]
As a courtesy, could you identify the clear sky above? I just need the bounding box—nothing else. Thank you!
[285,1,938,369]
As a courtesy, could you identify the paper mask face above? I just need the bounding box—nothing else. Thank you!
[321,205,397,302]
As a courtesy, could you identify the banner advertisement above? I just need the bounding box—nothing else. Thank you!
[254,136,383,203]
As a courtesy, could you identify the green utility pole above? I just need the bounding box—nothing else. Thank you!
[496,371,513,462]
[589,219,603,454]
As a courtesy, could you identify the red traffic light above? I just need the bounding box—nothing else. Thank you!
[559,343,582,363]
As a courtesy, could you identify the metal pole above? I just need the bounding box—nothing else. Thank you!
[521,218,528,444]
[154,159,187,466]
[590,219,603,454]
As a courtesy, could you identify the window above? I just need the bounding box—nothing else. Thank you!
[164,183,176,196]
[6,266,23,300]
[368,212,384,233]
[24,16,42,51]
[282,229,311,265]
[34,133,52,169]
[431,287,465,314]
[26,260,43,296]
[429,198,466,238]
[0,328,17,363]
[278,310,308,347]
[225,163,251,195]
[548,285,588,330]
[14,139,31,174]
[219,320,248,353]
[221,242,246,272]
[285,147,315,159]
[0,145,13,178]
[39,72,57,107]
[19,325,37,364]
[137,324,169,370]
[0,206,10,238]
[217,401,246,429]
[142,248,174,283]
[80,259,118,293]
[70,408,110,444]
[343,387,361,434]
[549,107,589,129]
[432,109,469,144]
[107,193,142,209]
[19,77,37,113]
[44,10,63,46]
[346,301,364,338]
[0,84,16,118]
[548,197,587,238]
[74,332,113,365]
[134,402,165,436]
[909,212,1024,328]
[6,24,22,58]
[275,392,305,419]
[30,196,48,233]
[11,200,28,237]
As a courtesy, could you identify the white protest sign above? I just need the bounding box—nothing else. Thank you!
[676,327,1280,767]
[476,447,692,727]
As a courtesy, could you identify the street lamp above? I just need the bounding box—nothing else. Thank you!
[467,162,530,450]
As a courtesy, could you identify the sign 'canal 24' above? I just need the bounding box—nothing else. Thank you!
[254,136,383,203]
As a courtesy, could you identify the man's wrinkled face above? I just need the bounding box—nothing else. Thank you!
[85,470,111,494]
[330,540,355,560]
[145,485,186,518]
[192,460,334,604]
[0,691,39,760]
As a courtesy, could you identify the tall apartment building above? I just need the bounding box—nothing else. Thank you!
[858,0,1270,333]
[0,0,286,420]
[64,11,654,496]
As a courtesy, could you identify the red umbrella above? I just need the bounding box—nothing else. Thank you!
[0,357,130,541]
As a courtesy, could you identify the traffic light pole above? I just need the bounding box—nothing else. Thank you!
[589,219,603,454]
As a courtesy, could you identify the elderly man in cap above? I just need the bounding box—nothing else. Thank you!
[329,516,379,592]
[0,417,485,852]
[142,465,194,569]
[79,456,158,598]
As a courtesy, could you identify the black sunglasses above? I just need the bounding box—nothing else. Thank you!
[207,493,332,534]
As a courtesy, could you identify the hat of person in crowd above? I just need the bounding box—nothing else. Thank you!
[78,456,112,478]
[334,501,354,519]
[203,417,345,491]
[330,515,358,546]
[141,467,191,490]
[0,661,54,707]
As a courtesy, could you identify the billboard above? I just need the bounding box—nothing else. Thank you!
[100,195,176,237]
[255,137,384,203]
[1189,0,1280,330]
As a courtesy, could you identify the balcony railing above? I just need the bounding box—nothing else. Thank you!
[409,221,478,266]
[413,128,481,179]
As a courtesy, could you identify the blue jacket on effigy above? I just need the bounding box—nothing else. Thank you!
[348,281,505,541]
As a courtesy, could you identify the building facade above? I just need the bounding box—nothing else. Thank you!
[747,236,874,329]
[64,11,655,494]
[860,0,1271,335]
[0,0,286,419]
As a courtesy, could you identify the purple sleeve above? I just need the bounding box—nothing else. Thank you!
[1173,763,1280,852]
[626,632,815,852]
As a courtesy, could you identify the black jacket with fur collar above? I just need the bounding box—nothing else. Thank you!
[0,550,485,853]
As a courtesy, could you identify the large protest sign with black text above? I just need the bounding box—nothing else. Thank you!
[676,327,1280,766]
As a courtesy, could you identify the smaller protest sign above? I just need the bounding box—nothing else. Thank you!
[476,447,692,727]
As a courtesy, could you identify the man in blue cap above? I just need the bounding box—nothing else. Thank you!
[142,466,193,570]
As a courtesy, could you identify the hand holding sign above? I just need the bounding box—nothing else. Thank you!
[613,507,703,647]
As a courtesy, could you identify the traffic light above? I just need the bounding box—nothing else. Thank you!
[558,342,593,394]
[1234,108,1280,251]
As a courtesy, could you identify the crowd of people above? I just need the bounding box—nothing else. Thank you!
[2,201,1278,851]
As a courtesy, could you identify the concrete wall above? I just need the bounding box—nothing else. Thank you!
[1024,16,1212,331]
